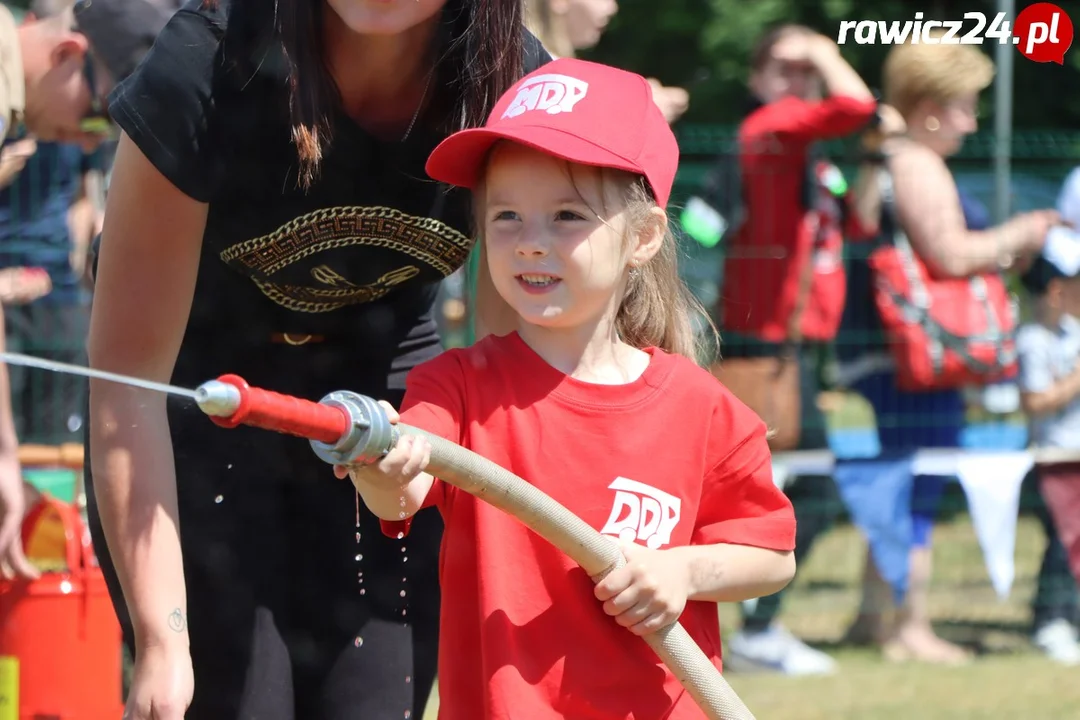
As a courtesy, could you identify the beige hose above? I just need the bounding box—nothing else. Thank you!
[400,424,756,720]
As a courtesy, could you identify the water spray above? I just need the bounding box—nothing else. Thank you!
[0,351,755,720]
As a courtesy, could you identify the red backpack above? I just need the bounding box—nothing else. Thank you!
[868,172,1019,392]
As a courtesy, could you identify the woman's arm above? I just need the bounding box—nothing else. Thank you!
[808,35,874,103]
[849,105,907,236]
[0,309,39,579]
[849,163,886,237]
[87,133,208,652]
[890,142,1054,277]
[744,34,875,142]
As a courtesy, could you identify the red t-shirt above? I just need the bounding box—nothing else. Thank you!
[388,332,795,720]
[721,95,877,343]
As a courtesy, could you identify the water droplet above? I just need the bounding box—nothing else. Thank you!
[398,512,406,519]
[214,495,224,504]
[355,554,363,562]
[396,531,405,539]
[404,711,411,719]
[227,463,233,470]
[359,588,366,595]
[399,497,407,507]
[402,577,407,582]
[401,546,407,553]
[354,636,363,647]
[405,675,412,684]
[403,556,408,562]
[355,532,361,542]
[399,590,406,597]
[402,609,407,617]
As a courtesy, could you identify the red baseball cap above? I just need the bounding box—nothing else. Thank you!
[425,58,679,208]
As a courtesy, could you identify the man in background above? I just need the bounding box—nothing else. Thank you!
[1,0,106,446]
[0,0,169,576]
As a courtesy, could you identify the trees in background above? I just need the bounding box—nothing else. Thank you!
[4,0,1073,128]
[584,0,1080,129]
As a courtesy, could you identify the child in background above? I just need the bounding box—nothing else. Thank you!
[340,58,797,719]
[1018,227,1080,657]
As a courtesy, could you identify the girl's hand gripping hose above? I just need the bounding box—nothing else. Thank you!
[194,375,756,720]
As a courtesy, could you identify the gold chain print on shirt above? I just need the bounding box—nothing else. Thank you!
[219,205,473,313]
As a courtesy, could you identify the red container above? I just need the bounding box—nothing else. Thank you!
[0,495,124,719]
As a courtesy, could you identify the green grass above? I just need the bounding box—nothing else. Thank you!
[425,516,1079,719]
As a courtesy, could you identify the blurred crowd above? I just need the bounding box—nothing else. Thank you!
[682,23,1080,674]
[1,0,1079,686]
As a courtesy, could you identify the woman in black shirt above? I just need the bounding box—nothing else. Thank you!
[84,1,548,718]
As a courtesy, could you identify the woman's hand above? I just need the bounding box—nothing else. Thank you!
[770,30,825,65]
[0,138,37,189]
[877,104,907,138]
[0,267,52,305]
[0,451,38,580]
[647,79,690,125]
[123,641,194,720]
[333,401,431,491]
[1015,209,1063,253]
[865,104,907,155]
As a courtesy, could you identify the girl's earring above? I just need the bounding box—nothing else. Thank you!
[925,116,940,132]
[628,266,640,280]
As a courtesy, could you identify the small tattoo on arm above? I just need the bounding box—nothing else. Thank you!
[168,608,186,633]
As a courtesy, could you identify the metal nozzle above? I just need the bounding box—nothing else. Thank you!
[194,380,243,417]
[309,391,400,466]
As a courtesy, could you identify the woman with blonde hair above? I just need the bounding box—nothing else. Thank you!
[837,36,1059,663]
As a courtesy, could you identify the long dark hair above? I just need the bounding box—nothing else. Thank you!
[207,0,524,188]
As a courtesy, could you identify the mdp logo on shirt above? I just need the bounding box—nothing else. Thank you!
[599,477,682,550]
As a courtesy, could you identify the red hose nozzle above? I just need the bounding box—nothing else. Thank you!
[195,374,349,445]
[194,376,399,465]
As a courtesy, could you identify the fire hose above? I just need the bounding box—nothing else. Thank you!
[193,374,756,720]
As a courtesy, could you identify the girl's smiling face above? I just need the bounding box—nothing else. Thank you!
[482,142,649,332]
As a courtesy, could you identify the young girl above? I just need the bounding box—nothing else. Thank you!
[342,58,797,719]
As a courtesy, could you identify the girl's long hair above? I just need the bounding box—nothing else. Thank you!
[207,0,524,188]
[617,180,717,363]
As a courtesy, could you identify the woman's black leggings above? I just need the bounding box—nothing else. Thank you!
[85,395,443,719]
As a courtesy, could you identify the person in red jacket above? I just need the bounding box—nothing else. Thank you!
[723,25,879,347]
[719,24,897,676]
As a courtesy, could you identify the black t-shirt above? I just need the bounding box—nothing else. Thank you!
[105,3,550,399]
